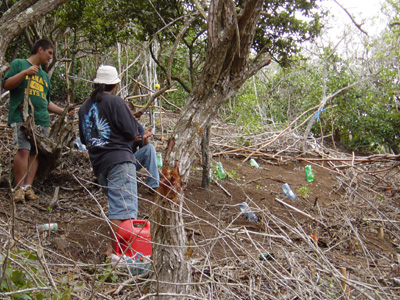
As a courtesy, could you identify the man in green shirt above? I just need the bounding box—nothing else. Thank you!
[3,39,66,202]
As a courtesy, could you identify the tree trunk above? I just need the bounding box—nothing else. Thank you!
[149,1,270,298]
[201,124,211,189]
[69,30,78,103]
[21,106,74,182]
[0,0,69,69]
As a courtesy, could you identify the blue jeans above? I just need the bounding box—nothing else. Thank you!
[134,144,160,189]
[98,162,138,220]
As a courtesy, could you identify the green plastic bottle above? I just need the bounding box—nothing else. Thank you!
[216,162,226,179]
[305,165,314,182]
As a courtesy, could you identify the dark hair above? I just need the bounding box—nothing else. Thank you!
[31,39,54,55]
[91,84,116,103]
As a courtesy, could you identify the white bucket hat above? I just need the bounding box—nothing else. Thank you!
[93,65,121,85]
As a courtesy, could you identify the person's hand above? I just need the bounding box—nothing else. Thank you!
[143,128,154,139]
[134,134,142,142]
[68,108,76,118]
[25,65,39,76]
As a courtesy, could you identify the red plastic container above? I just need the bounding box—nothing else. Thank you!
[115,220,152,257]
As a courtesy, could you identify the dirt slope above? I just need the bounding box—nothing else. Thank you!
[1,110,400,299]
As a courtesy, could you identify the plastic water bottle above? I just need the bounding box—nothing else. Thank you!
[239,202,258,222]
[34,223,58,231]
[305,165,314,182]
[75,137,87,153]
[259,252,275,262]
[156,153,163,168]
[282,183,296,201]
[125,253,151,275]
[216,162,227,179]
[249,158,259,168]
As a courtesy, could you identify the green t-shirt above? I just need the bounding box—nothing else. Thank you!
[3,59,51,126]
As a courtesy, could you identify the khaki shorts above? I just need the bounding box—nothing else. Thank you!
[11,122,49,153]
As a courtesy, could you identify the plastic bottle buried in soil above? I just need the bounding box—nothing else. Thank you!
[35,223,58,232]
[239,202,258,222]
[305,165,314,182]
[249,158,259,168]
[108,253,151,275]
[282,183,296,201]
[156,153,163,168]
[259,252,275,262]
[125,253,152,275]
[75,137,87,153]
[216,162,227,179]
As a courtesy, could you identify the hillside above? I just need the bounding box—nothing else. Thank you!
[0,108,400,299]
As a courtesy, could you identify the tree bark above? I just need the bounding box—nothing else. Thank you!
[149,0,270,298]
[201,124,211,189]
[0,0,69,69]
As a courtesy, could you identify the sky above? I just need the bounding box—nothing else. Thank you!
[321,0,386,40]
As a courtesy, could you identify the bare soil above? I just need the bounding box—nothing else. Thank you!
[0,140,337,263]
[1,110,400,299]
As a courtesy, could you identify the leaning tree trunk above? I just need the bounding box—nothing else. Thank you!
[0,0,69,70]
[149,0,270,298]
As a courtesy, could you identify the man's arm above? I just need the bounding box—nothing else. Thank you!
[47,101,64,115]
[3,65,39,91]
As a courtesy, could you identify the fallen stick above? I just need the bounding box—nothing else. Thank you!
[214,180,231,198]
[339,267,350,300]
[274,197,326,227]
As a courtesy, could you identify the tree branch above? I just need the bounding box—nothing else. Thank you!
[149,44,192,93]
[0,0,39,25]
[167,15,197,86]
[333,0,368,36]
[246,50,272,80]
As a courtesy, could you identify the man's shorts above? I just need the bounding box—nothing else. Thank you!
[97,162,138,220]
[11,122,49,153]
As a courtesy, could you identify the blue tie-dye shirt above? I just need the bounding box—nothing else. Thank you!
[78,93,138,176]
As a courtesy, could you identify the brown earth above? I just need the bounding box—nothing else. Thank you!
[1,110,400,299]
[0,142,338,263]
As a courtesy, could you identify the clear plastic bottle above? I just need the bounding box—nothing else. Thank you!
[156,153,163,168]
[34,223,58,231]
[125,253,152,275]
[216,162,227,179]
[282,183,296,201]
[249,158,259,168]
[75,137,87,153]
[305,165,314,182]
[239,202,258,222]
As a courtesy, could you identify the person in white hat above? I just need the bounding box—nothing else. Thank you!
[78,65,139,256]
